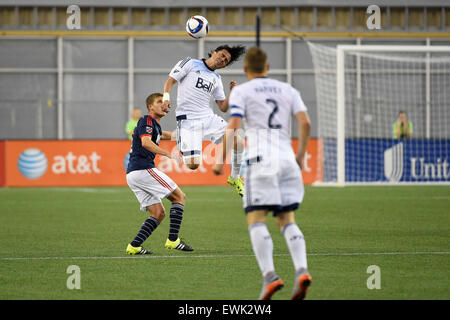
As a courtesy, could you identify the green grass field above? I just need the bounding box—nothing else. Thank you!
[0,185,448,300]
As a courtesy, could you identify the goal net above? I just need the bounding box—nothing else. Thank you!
[307,42,450,185]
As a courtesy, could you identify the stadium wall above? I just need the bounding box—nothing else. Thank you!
[0,139,322,187]
[1,32,449,142]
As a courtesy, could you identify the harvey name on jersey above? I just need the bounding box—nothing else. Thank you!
[169,57,226,119]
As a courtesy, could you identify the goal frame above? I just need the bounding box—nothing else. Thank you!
[335,44,450,186]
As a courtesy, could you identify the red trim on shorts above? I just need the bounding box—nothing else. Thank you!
[147,168,173,191]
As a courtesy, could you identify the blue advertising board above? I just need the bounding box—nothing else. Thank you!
[345,139,450,182]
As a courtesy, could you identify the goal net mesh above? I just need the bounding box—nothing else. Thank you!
[307,42,450,184]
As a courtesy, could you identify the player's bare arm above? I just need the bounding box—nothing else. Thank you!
[141,135,181,164]
[216,80,238,112]
[295,111,311,169]
[161,130,175,141]
[162,76,177,108]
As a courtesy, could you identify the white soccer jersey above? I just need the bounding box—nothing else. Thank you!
[169,57,226,119]
[229,77,308,161]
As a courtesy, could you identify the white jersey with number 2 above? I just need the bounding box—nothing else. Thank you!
[229,77,308,162]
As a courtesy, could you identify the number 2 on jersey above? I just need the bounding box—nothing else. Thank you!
[266,99,282,129]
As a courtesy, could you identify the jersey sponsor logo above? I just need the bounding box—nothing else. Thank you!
[195,77,213,92]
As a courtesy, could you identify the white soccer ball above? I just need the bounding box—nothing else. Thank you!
[186,15,209,39]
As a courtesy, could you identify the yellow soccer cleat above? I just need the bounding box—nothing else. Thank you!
[126,243,153,255]
[228,176,244,197]
[165,238,194,251]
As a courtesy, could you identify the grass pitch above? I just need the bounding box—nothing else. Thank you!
[0,185,448,300]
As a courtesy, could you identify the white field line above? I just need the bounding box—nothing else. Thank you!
[0,251,449,262]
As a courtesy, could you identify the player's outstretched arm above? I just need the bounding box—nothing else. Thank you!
[163,77,177,93]
[216,81,238,112]
[162,77,177,108]
[295,111,311,169]
[161,131,176,141]
[141,135,181,164]
[142,136,171,158]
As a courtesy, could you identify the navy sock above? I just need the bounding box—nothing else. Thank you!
[168,203,184,241]
[131,216,160,247]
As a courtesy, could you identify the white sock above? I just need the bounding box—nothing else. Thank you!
[249,222,274,276]
[281,223,308,272]
[230,149,243,179]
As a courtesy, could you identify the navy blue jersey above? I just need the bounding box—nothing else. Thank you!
[126,115,162,173]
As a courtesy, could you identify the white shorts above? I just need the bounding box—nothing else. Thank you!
[242,155,304,215]
[176,114,227,160]
[126,168,178,211]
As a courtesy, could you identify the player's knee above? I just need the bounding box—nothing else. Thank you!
[167,188,186,205]
[156,210,166,222]
[275,211,295,229]
[177,190,186,204]
[150,207,166,222]
[186,157,201,170]
[187,163,200,170]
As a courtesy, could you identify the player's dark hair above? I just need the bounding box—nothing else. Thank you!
[208,45,246,66]
[146,93,162,110]
[244,46,268,74]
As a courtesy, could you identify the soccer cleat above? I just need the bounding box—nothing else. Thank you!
[126,243,153,255]
[291,268,312,300]
[259,271,284,300]
[165,237,194,251]
[227,176,244,197]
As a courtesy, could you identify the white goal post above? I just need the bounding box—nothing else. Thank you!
[308,43,450,186]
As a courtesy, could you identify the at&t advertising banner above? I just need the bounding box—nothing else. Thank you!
[0,139,322,187]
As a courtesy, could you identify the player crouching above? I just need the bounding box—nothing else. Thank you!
[126,93,193,255]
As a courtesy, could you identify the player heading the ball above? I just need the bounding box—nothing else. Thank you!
[162,44,246,197]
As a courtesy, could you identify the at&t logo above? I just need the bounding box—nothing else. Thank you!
[17,148,48,179]
[17,148,102,179]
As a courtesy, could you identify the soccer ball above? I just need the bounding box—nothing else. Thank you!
[186,15,209,39]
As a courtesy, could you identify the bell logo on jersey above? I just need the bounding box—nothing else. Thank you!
[195,77,213,93]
